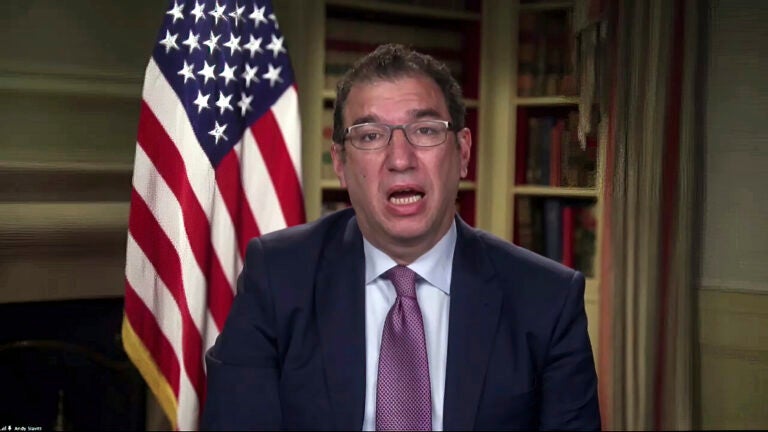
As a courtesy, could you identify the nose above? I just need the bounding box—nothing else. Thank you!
[386,127,417,172]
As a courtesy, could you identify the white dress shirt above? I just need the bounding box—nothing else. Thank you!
[361,222,456,431]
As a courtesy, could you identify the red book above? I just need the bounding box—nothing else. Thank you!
[562,205,575,267]
[549,119,565,186]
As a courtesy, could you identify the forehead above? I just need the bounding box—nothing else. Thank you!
[343,75,448,122]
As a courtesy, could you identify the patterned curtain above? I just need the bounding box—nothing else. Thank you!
[574,0,708,429]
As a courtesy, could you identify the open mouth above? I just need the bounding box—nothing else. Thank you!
[388,188,425,205]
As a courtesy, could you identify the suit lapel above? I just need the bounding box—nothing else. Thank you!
[443,218,502,431]
[315,216,367,430]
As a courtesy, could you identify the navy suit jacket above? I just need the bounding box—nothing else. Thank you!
[201,208,600,430]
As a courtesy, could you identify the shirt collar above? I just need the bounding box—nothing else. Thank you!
[363,220,456,295]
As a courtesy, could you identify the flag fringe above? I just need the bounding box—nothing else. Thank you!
[122,315,179,430]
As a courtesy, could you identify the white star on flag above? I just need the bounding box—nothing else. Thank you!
[237,92,254,116]
[178,60,196,83]
[268,12,279,30]
[266,34,286,58]
[215,91,234,115]
[203,31,221,54]
[166,1,185,23]
[262,63,283,87]
[229,4,246,26]
[193,90,210,113]
[208,120,228,144]
[198,61,217,84]
[241,64,259,87]
[209,1,228,25]
[243,35,263,58]
[182,30,201,53]
[190,1,206,22]
[159,30,179,53]
[249,5,268,27]
[223,34,242,55]
[219,63,238,86]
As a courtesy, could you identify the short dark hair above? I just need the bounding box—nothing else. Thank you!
[332,43,466,145]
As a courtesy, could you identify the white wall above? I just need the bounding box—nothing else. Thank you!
[700,0,768,429]
[702,0,768,295]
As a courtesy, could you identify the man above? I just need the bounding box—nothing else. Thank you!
[202,44,600,431]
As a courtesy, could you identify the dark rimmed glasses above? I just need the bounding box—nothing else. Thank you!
[343,120,454,150]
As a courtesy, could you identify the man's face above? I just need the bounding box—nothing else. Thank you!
[331,75,471,261]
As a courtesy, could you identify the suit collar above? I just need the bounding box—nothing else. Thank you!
[315,214,367,430]
[443,216,503,430]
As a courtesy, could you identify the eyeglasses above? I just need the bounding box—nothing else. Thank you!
[343,120,454,150]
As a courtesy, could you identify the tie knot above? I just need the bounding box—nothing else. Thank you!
[386,265,417,298]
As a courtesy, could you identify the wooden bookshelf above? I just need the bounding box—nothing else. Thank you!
[507,0,603,350]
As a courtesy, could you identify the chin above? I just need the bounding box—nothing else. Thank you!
[385,221,432,243]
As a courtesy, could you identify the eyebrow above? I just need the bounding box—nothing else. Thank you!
[348,108,444,127]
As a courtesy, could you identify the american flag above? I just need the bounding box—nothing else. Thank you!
[121,0,304,429]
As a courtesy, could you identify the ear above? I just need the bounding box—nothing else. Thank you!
[330,143,347,188]
[457,128,472,179]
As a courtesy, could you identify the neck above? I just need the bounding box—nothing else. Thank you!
[363,218,454,266]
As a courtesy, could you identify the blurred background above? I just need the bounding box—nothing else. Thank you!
[0,0,766,430]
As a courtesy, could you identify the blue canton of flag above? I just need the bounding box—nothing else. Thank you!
[154,0,294,167]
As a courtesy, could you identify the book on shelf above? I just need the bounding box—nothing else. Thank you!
[515,197,596,277]
[543,198,562,263]
[519,109,597,187]
[324,18,466,90]
[517,7,576,97]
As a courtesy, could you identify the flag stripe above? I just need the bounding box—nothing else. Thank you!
[241,128,288,234]
[209,183,242,293]
[128,187,206,403]
[251,109,305,227]
[137,103,234,331]
[215,147,262,258]
[272,86,303,187]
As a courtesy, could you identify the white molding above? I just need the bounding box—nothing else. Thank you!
[0,160,134,174]
[0,202,129,234]
[700,278,768,295]
[0,63,142,99]
[519,1,574,12]
[325,0,481,21]
[512,185,598,198]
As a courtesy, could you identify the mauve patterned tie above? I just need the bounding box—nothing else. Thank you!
[376,265,432,431]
